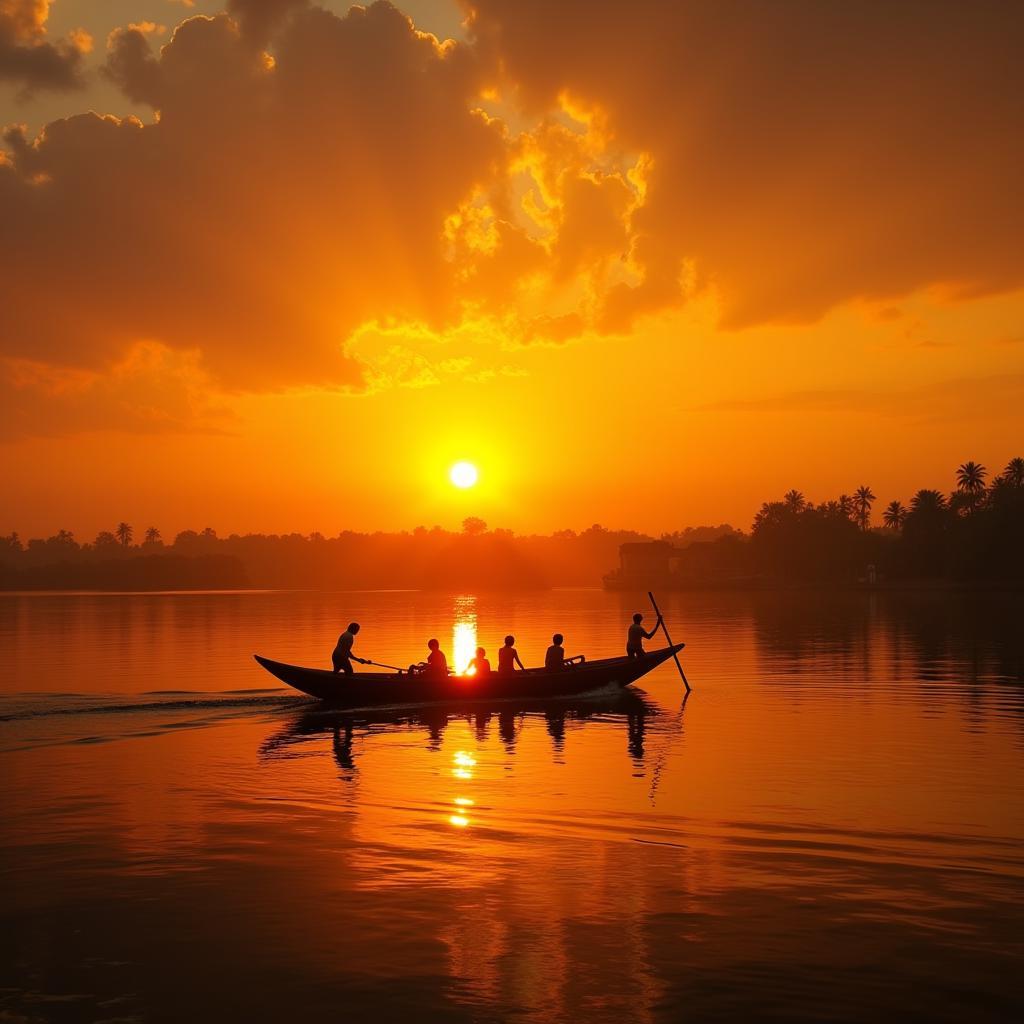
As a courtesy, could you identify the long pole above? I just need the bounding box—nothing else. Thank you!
[648,591,690,693]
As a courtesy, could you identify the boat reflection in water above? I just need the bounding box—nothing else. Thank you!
[259,690,662,780]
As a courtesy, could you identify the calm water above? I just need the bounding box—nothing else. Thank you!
[1,589,1022,1022]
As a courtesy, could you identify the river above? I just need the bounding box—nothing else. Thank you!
[1,589,1022,1022]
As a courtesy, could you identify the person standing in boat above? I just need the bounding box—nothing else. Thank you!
[626,612,662,659]
[332,622,368,674]
[498,635,527,675]
[545,634,585,670]
[467,647,491,679]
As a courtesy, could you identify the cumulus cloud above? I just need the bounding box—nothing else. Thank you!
[2,0,1022,440]
[0,0,91,94]
[3,2,504,393]
[465,0,1024,328]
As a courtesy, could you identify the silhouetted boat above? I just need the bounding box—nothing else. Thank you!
[253,644,684,707]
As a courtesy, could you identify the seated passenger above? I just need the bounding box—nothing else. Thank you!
[467,647,491,679]
[426,638,449,679]
[497,635,526,675]
[545,633,585,670]
[410,638,449,679]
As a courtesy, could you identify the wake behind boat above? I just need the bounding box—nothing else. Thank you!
[253,644,684,707]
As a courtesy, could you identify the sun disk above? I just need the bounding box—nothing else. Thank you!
[449,461,478,488]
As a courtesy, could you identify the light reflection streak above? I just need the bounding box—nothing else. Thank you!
[452,595,477,674]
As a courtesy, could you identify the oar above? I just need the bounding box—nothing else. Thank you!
[648,591,691,693]
[359,659,405,673]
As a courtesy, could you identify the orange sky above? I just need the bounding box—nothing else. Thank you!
[2,0,1022,539]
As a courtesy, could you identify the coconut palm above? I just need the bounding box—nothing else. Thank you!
[837,494,855,521]
[783,489,806,512]
[144,527,162,544]
[955,461,987,515]
[115,522,133,547]
[1005,457,1024,487]
[854,485,876,530]
[882,500,907,530]
[910,489,947,514]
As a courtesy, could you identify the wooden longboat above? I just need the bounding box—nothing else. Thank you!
[253,643,684,708]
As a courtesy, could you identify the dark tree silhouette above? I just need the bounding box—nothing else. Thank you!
[910,489,947,515]
[462,517,487,536]
[116,522,133,547]
[883,500,907,530]
[854,485,876,530]
[144,527,162,545]
[956,461,987,515]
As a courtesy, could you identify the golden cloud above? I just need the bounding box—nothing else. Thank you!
[0,0,91,93]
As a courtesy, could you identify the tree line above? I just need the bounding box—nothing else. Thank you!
[3,457,1019,590]
[0,518,739,591]
[671,457,1024,585]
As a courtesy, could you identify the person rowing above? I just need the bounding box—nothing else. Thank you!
[409,638,449,679]
[545,633,585,670]
[332,622,368,674]
[626,612,662,658]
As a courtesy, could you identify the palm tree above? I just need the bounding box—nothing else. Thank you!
[837,494,855,521]
[910,489,947,514]
[1005,457,1024,487]
[882,500,907,530]
[144,527,161,545]
[955,461,987,514]
[854,485,876,530]
[783,489,806,512]
[115,522,133,547]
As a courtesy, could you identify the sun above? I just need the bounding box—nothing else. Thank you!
[449,461,479,489]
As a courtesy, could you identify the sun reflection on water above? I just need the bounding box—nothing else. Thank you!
[452,595,477,674]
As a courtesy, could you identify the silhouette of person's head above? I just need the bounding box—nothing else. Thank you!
[476,646,486,658]
[633,613,643,624]
[428,638,439,651]
[349,622,360,633]
[553,633,563,645]
[504,635,515,646]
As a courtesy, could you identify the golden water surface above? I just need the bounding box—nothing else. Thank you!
[1,590,1022,1022]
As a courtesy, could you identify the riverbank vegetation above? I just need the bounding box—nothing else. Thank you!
[668,457,1024,586]
[3,458,1019,590]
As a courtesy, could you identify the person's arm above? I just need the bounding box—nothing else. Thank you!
[514,650,526,670]
[643,617,663,640]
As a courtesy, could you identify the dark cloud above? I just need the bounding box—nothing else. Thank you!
[465,0,1024,329]
[0,0,90,94]
[225,0,309,49]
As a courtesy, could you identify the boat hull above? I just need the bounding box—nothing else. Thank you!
[253,644,684,707]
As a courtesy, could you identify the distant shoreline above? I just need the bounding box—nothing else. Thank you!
[2,580,1021,595]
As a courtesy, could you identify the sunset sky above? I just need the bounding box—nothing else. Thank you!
[2,0,1022,539]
